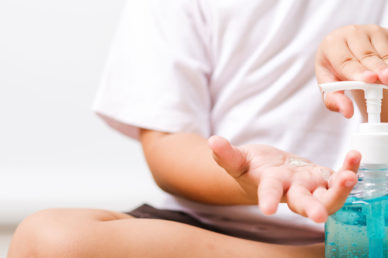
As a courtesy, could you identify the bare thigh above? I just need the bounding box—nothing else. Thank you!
[8,208,324,258]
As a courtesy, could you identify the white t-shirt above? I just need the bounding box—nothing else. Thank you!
[94,0,388,244]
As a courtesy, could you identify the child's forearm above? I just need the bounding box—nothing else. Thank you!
[140,129,253,205]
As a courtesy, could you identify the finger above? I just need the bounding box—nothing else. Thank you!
[322,36,378,82]
[320,151,360,213]
[370,26,388,84]
[339,150,361,172]
[287,184,328,223]
[315,50,340,84]
[258,173,284,215]
[328,150,360,188]
[312,186,327,200]
[208,135,248,178]
[319,170,357,214]
[346,28,388,84]
[324,91,354,118]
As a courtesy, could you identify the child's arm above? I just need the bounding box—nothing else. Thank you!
[140,129,360,223]
[315,24,388,121]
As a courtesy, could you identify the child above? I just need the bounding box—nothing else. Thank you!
[8,0,388,257]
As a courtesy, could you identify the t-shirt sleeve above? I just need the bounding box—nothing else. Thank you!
[93,0,212,140]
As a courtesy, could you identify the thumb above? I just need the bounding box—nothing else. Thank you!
[208,136,249,178]
[315,55,354,119]
[324,91,354,119]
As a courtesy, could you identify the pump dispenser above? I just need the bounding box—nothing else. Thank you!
[320,81,388,164]
[321,81,388,257]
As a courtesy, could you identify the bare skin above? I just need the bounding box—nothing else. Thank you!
[8,208,324,258]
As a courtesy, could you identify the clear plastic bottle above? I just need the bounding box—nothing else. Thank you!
[320,81,388,257]
[325,164,388,257]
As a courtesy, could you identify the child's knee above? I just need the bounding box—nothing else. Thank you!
[8,208,133,257]
[8,208,84,257]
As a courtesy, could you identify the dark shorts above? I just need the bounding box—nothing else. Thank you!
[126,204,324,244]
[127,204,229,236]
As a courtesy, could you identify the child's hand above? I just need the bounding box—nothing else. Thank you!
[208,136,361,223]
[315,24,388,118]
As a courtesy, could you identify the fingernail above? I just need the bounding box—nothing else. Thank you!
[353,155,361,165]
[345,180,356,188]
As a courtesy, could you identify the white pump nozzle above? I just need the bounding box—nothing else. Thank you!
[320,81,388,164]
[320,81,388,123]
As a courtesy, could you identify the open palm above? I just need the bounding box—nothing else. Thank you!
[208,136,360,223]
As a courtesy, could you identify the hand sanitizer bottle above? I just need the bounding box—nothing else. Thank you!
[321,81,388,258]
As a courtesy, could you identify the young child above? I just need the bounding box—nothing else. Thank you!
[8,0,388,257]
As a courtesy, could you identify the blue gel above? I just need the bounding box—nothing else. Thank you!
[325,195,388,257]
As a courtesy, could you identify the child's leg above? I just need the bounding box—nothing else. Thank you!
[8,208,324,258]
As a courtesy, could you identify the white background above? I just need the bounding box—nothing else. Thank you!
[0,0,163,236]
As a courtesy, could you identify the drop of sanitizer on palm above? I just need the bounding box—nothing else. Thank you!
[321,81,388,258]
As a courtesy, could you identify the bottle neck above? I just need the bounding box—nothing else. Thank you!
[350,164,388,200]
